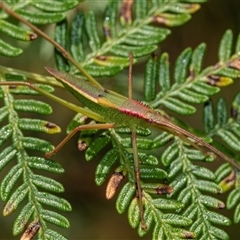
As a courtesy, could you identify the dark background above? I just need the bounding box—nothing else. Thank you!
[0,1,240,239]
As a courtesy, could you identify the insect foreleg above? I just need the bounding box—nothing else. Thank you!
[45,123,115,158]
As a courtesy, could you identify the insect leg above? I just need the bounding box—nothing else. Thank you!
[45,123,115,158]
[128,52,146,230]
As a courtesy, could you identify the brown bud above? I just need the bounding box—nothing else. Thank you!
[106,172,124,199]
[44,122,58,129]
[120,0,134,25]
[78,141,88,151]
[155,185,174,194]
[20,221,40,240]
[229,58,240,70]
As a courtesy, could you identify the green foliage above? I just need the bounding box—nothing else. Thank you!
[0,83,71,239]
[0,0,82,57]
[0,0,240,239]
[54,0,205,77]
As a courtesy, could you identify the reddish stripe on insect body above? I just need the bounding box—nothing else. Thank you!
[119,100,150,118]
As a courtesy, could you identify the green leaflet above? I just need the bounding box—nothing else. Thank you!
[217,130,240,151]
[153,131,173,148]
[66,112,88,134]
[198,195,225,209]
[0,20,34,41]
[178,186,192,205]
[208,226,230,240]
[121,137,155,149]
[22,137,54,153]
[32,174,64,193]
[83,65,122,77]
[128,198,140,228]
[85,133,111,161]
[0,106,8,122]
[135,0,147,18]
[43,229,68,240]
[153,13,191,27]
[0,164,23,201]
[36,192,72,211]
[177,88,208,104]
[41,209,70,228]
[144,55,157,102]
[161,141,179,166]
[8,84,55,95]
[165,3,200,14]
[174,48,192,84]
[217,98,228,126]
[17,9,65,24]
[204,101,215,133]
[54,20,70,72]
[32,0,80,12]
[184,147,212,161]
[95,149,119,185]
[116,182,135,214]
[0,38,22,57]
[18,118,61,134]
[0,146,17,171]
[190,43,206,75]
[235,205,240,223]
[13,99,52,114]
[191,81,220,95]
[124,31,168,46]
[195,180,222,194]
[140,166,167,179]
[159,53,171,92]
[184,204,198,220]
[162,97,196,115]
[152,198,184,210]
[168,159,182,178]
[191,166,216,180]
[110,44,158,57]
[115,126,152,136]
[27,157,64,173]
[3,183,29,216]
[216,67,240,79]
[215,163,232,183]
[0,124,13,146]
[138,204,153,236]
[161,213,192,226]
[85,11,101,52]
[170,175,188,197]
[218,30,233,62]
[94,56,131,67]
[235,31,240,53]
[138,153,158,166]
[103,0,118,39]
[70,12,85,62]
[227,188,240,209]
[13,202,34,235]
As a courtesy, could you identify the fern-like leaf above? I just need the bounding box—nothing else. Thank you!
[0,0,82,57]
[149,30,240,116]
[0,83,71,238]
[52,0,205,77]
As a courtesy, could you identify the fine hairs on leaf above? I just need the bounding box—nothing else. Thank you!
[0,1,240,240]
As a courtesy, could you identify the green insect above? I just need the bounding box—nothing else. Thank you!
[2,63,239,229]
[1,2,240,231]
